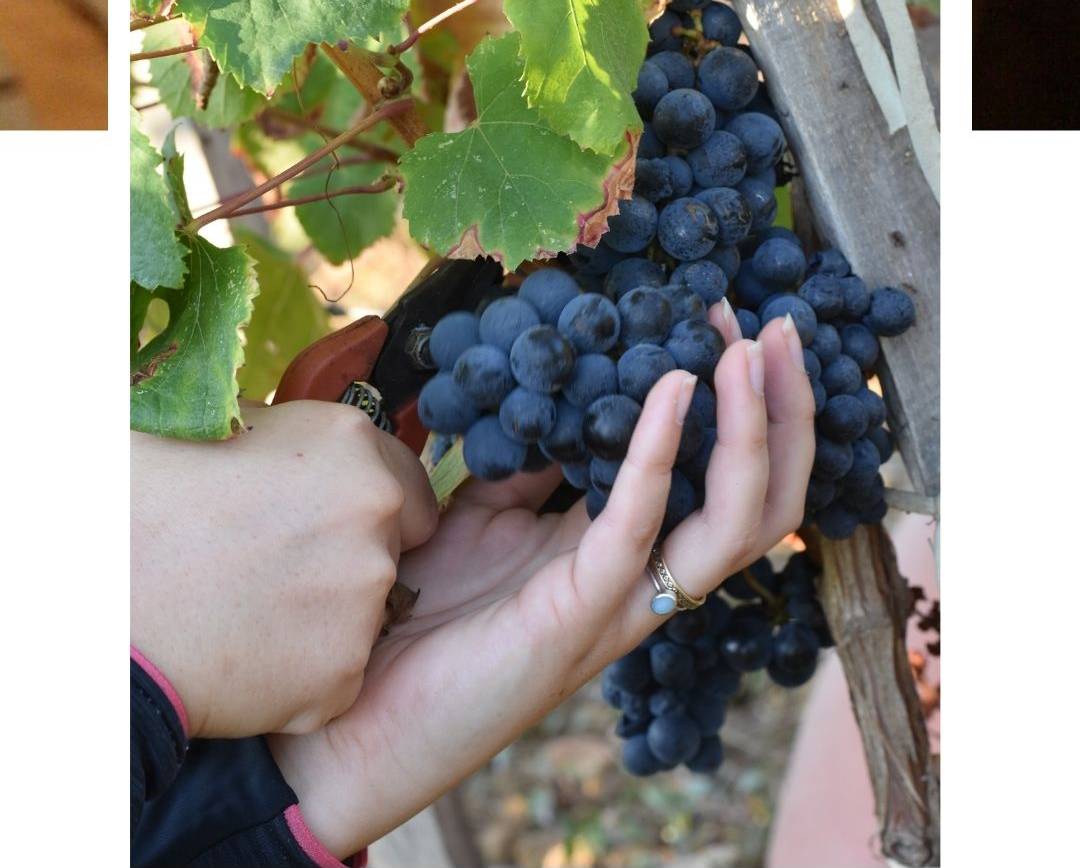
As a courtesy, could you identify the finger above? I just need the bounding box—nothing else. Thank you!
[456,462,565,513]
[661,338,770,596]
[571,369,697,600]
[709,298,743,348]
[371,429,440,551]
[756,314,816,543]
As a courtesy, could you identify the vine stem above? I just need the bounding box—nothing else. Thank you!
[131,43,198,62]
[389,0,482,55]
[741,568,781,608]
[185,99,412,233]
[202,179,397,223]
[262,108,402,161]
[130,12,181,31]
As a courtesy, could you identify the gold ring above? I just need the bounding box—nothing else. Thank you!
[646,546,705,614]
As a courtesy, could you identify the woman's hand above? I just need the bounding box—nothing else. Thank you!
[269,309,816,858]
[131,400,439,739]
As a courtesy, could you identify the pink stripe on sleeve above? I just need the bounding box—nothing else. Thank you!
[130,645,190,738]
[283,804,350,868]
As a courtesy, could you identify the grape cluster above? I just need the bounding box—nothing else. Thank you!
[418,255,726,533]
[602,552,833,775]
[569,0,915,541]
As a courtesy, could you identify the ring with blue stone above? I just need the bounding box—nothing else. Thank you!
[647,546,704,615]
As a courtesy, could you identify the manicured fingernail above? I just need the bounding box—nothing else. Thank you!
[675,373,697,424]
[747,341,765,396]
[720,298,741,339]
[782,314,805,372]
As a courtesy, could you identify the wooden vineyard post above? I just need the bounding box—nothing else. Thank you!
[730,1,941,864]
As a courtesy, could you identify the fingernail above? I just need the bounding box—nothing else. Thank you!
[720,298,741,339]
[675,373,697,424]
[782,314,805,372]
[747,341,765,396]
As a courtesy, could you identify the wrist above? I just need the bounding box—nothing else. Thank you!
[130,644,192,739]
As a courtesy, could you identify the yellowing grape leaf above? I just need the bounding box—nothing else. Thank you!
[504,0,647,154]
[401,33,634,270]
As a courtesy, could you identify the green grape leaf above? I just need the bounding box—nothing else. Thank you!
[144,19,266,128]
[291,160,397,264]
[180,0,410,95]
[132,0,158,15]
[131,238,258,440]
[131,110,187,290]
[504,0,647,154]
[401,33,634,270]
[161,127,194,225]
[131,284,152,367]
[233,229,331,401]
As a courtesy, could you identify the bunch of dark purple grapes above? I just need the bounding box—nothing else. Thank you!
[570,0,916,540]
[602,552,832,775]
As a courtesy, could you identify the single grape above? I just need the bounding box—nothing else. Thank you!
[649,687,688,717]
[606,647,653,692]
[735,176,778,231]
[557,293,621,354]
[561,460,591,490]
[509,324,576,393]
[803,348,822,380]
[539,398,587,463]
[670,259,729,307]
[759,295,817,346]
[638,122,665,158]
[652,88,717,150]
[843,437,883,490]
[633,60,669,119]
[452,344,515,408]
[686,691,727,734]
[650,641,696,689]
[571,239,626,276]
[842,472,885,512]
[805,476,836,514]
[563,353,619,408]
[662,155,695,197]
[429,311,479,370]
[647,712,702,765]
[623,734,664,776]
[648,9,682,53]
[819,394,870,443]
[634,157,674,202]
[767,622,820,687]
[808,321,841,365]
[477,297,540,352]
[689,380,718,426]
[687,130,748,189]
[694,186,753,245]
[733,265,772,309]
[605,194,659,253]
[662,284,709,322]
[808,248,851,278]
[812,436,855,481]
[867,425,894,462]
[752,238,807,288]
[812,379,827,415]
[725,112,786,174]
[815,501,860,539]
[585,485,609,519]
[720,616,773,672]
[618,288,674,346]
[702,2,742,44]
[685,735,724,773]
[517,269,581,326]
[462,415,527,481]
[615,714,650,738]
[583,394,642,460]
[706,244,741,281]
[839,323,880,371]
[797,273,845,319]
[603,256,666,300]
[680,426,716,489]
[841,275,871,318]
[864,286,916,336]
[589,457,622,496]
[417,372,479,434]
[619,344,678,404]
[658,197,721,261]
[665,318,724,379]
[697,46,759,111]
[649,50,695,90]
[820,353,862,396]
[498,387,557,444]
[734,307,761,339]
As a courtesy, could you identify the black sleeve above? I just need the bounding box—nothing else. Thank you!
[132,736,352,868]
[131,658,188,836]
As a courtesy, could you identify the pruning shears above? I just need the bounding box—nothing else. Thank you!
[273,256,505,457]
